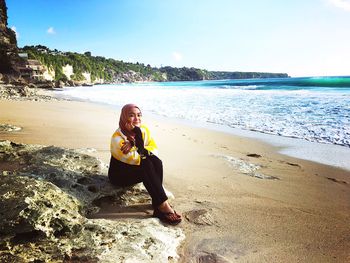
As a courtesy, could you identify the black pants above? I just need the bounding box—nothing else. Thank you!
[108,155,168,208]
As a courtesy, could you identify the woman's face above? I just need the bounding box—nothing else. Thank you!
[127,107,142,128]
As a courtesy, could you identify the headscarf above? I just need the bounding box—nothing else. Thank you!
[119,103,141,144]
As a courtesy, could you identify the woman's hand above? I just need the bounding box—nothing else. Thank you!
[121,141,133,154]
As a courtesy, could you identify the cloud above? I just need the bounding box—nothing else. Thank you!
[47,27,56,34]
[172,51,183,62]
[11,26,19,39]
[327,0,350,11]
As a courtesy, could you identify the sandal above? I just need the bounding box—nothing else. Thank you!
[169,205,182,219]
[153,208,182,225]
[173,210,182,219]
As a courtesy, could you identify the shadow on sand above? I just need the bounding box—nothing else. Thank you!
[88,203,154,220]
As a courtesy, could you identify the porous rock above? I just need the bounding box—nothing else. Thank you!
[0,123,22,132]
[0,140,185,262]
[0,140,150,214]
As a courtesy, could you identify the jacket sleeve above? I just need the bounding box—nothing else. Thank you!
[110,134,141,165]
[142,125,158,155]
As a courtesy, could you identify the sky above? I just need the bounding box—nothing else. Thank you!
[6,0,350,77]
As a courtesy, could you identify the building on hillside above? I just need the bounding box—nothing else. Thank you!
[18,53,28,59]
[16,66,32,79]
[27,59,45,80]
[16,53,46,80]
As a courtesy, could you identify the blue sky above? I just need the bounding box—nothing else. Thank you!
[6,0,350,77]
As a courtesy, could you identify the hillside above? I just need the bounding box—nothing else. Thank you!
[21,45,289,84]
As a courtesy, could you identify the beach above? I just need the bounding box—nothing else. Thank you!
[1,98,349,262]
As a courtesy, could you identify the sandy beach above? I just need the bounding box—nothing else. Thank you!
[1,99,349,262]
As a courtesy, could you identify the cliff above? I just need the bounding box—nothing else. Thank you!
[22,45,289,85]
[0,0,19,73]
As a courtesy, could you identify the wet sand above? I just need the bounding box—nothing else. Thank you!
[1,99,349,262]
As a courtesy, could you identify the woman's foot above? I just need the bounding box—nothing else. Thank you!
[158,201,181,218]
[153,208,182,225]
[153,201,182,225]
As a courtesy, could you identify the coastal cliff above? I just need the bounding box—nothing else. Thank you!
[23,45,289,85]
[0,0,19,73]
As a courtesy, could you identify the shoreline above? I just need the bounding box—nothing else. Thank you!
[52,87,350,172]
[1,96,350,262]
[138,110,350,172]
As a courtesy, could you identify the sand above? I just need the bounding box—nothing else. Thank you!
[1,99,349,262]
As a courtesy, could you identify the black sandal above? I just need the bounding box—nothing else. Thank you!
[153,208,182,225]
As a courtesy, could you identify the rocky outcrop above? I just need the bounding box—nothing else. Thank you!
[0,82,57,100]
[0,140,185,262]
[0,0,20,73]
[0,123,21,132]
[0,73,57,100]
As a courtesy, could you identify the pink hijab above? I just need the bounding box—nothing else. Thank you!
[119,103,141,143]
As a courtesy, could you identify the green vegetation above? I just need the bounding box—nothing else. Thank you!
[159,66,213,81]
[22,45,145,82]
[210,71,289,79]
[20,45,289,83]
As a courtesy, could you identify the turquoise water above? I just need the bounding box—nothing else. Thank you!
[56,76,350,147]
[201,76,350,89]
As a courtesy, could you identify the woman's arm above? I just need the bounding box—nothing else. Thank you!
[140,125,158,155]
[133,125,159,156]
[110,133,141,165]
[133,126,149,157]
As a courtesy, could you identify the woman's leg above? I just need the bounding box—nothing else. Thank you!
[109,156,181,223]
[108,156,143,186]
[140,157,168,208]
[148,155,163,184]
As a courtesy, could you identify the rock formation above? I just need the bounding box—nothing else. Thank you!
[0,0,19,74]
[0,140,184,262]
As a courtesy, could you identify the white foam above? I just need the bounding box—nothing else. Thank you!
[207,124,350,171]
[54,84,350,171]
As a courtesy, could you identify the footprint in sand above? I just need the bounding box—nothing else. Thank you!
[326,177,348,185]
[246,153,261,158]
[286,162,301,167]
[279,160,301,168]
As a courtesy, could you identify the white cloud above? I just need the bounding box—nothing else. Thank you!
[327,0,350,11]
[172,51,183,62]
[47,27,56,34]
[11,26,19,39]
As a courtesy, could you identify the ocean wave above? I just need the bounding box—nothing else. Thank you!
[55,80,350,148]
[201,76,350,89]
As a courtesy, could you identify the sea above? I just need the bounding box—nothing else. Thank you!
[55,76,350,170]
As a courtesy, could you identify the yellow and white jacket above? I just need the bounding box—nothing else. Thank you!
[110,124,158,165]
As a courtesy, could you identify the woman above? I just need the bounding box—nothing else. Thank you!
[108,103,181,225]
